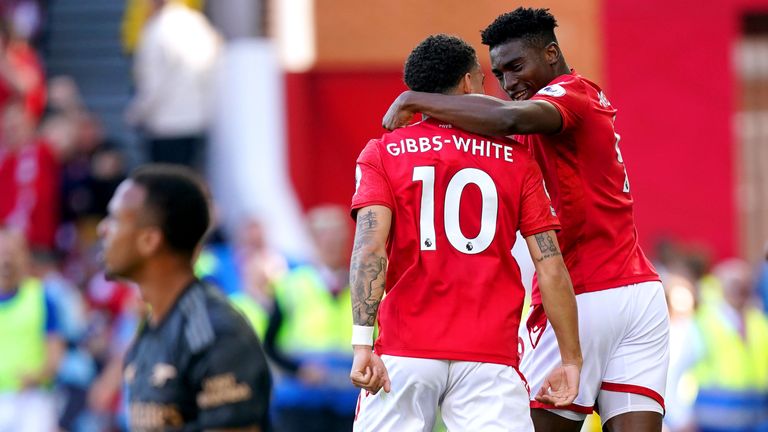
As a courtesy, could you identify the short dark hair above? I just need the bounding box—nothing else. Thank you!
[404,34,477,94]
[481,7,558,50]
[130,164,211,257]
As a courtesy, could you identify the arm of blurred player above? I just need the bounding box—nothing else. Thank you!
[349,205,392,395]
[525,230,582,407]
[383,91,562,136]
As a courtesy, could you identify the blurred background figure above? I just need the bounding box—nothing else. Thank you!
[82,272,141,432]
[227,217,287,339]
[0,101,59,250]
[0,227,64,432]
[666,259,768,432]
[28,249,93,432]
[265,205,357,432]
[755,241,768,313]
[124,0,220,168]
[0,14,45,125]
[121,0,204,54]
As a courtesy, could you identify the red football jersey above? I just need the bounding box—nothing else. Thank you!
[521,71,659,304]
[351,118,559,366]
[0,140,60,249]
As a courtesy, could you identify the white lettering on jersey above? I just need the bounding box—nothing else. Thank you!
[537,84,566,97]
[384,135,512,163]
[414,166,498,254]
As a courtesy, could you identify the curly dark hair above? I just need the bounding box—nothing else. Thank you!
[481,7,558,49]
[404,34,477,94]
[130,164,211,257]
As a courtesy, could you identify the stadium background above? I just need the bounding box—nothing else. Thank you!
[0,0,767,431]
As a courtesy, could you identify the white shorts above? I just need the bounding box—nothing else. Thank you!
[519,281,669,424]
[354,355,533,432]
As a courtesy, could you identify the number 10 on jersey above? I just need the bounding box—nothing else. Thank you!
[412,166,498,255]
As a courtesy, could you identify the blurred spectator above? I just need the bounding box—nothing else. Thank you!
[0,227,64,431]
[0,102,59,249]
[39,76,84,161]
[0,0,44,43]
[28,249,96,431]
[265,205,357,432]
[38,77,128,291]
[663,271,699,432]
[83,272,141,431]
[0,16,45,125]
[666,259,768,432]
[125,0,220,168]
[121,0,205,54]
[228,218,287,339]
[194,226,241,296]
[46,75,83,115]
[59,113,126,226]
[756,242,768,313]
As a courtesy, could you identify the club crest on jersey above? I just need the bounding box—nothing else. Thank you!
[151,363,177,387]
[537,84,566,97]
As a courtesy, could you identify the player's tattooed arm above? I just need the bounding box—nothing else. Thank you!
[350,205,392,327]
[533,231,562,262]
[525,230,582,371]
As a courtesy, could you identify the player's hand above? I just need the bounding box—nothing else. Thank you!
[382,91,415,130]
[350,346,391,394]
[535,363,580,407]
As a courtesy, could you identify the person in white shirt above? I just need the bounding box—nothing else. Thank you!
[125,0,221,169]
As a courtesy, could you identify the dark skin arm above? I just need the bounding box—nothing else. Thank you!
[382,91,562,136]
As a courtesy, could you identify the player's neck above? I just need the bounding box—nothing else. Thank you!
[554,60,571,77]
[137,257,196,326]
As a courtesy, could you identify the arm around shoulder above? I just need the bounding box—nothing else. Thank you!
[384,91,562,136]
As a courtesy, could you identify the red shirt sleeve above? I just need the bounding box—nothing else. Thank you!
[518,160,560,237]
[530,78,588,135]
[350,139,394,218]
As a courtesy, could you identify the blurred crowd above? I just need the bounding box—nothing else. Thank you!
[0,1,766,432]
[657,243,768,432]
[0,2,359,430]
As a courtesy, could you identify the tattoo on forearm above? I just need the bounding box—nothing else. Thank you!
[360,209,377,230]
[534,232,561,262]
[350,210,387,326]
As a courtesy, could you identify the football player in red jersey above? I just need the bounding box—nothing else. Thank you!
[383,8,669,432]
[349,34,581,432]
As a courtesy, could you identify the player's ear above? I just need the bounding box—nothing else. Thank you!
[460,73,473,95]
[544,42,560,66]
[137,226,163,257]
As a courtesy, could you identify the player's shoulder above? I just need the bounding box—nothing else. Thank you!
[178,281,256,354]
[357,135,386,163]
[535,71,593,99]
